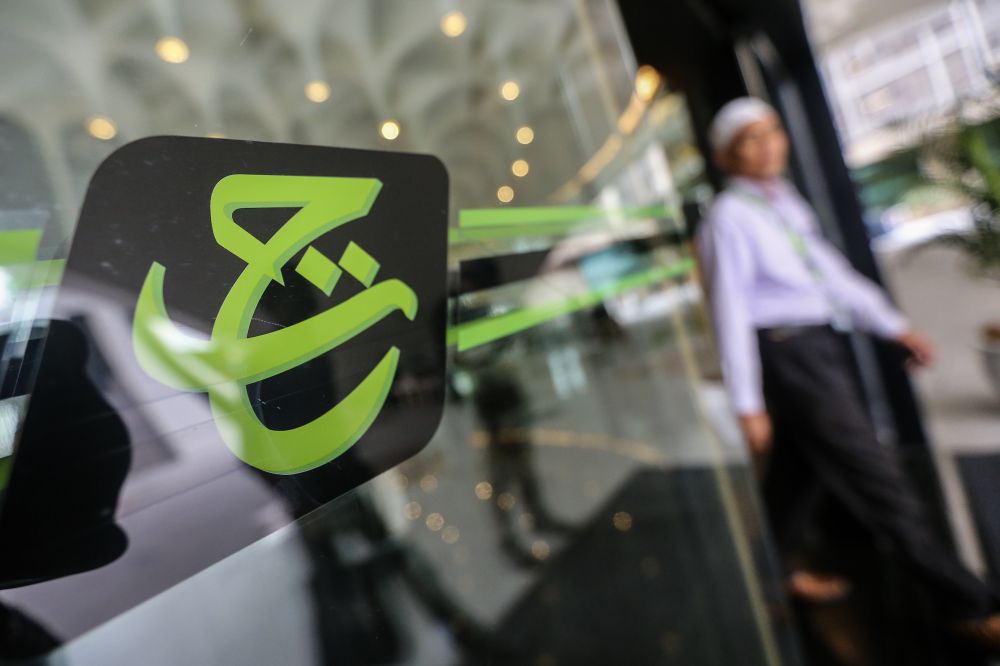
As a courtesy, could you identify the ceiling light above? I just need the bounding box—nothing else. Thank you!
[635,65,661,102]
[86,116,117,140]
[305,80,331,103]
[380,120,400,140]
[155,36,190,64]
[497,185,514,203]
[515,126,534,144]
[511,159,529,177]
[500,80,520,102]
[440,11,467,37]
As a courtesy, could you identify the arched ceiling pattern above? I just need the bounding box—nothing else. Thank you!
[0,0,637,241]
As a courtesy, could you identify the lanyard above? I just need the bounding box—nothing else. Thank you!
[733,186,822,278]
[733,185,850,330]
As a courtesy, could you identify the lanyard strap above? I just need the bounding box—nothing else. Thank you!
[732,186,851,330]
[733,186,823,282]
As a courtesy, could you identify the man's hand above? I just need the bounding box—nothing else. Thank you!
[739,411,773,455]
[895,330,935,369]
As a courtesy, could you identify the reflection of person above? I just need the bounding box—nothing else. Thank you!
[0,319,131,659]
[0,320,130,586]
[458,260,569,566]
[697,97,1000,646]
[471,362,568,566]
[0,601,58,661]
[283,487,497,663]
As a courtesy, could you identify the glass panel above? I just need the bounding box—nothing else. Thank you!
[0,1,791,664]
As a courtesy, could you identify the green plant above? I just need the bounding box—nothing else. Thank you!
[917,120,1000,282]
[932,204,1000,282]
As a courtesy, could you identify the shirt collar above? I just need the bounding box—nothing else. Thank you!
[729,175,790,202]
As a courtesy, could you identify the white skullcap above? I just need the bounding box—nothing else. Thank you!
[708,97,777,151]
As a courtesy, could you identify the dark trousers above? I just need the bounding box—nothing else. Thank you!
[759,325,995,620]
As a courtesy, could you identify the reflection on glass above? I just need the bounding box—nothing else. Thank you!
[440,11,467,38]
[85,117,117,141]
[0,0,792,664]
[1,319,130,590]
[468,354,572,565]
[304,80,331,103]
[499,80,521,102]
[379,120,401,141]
[153,36,190,65]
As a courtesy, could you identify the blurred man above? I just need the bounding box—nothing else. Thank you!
[697,96,1000,645]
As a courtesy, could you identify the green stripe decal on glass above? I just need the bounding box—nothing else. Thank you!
[449,220,601,245]
[0,230,42,265]
[453,257,695,351]
[3,259,66,290]
[0,230,65,289]
[458,203,673,228]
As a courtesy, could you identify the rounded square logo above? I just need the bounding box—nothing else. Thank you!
[0,137,448,646]
[2,137,449,568]
[103,137,446,483]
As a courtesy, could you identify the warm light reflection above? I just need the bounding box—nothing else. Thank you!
[86,116,117,140]
[578,136,622,184]
[635,64,661,102]
[441,525,460,544]
[617,95,645,135]
[305,80,331,103]
[497,492,516,510]
[404,501,422,520]
[500,80,520,101]
[380,120,400,140]
[515,126,534,144]
[497,185,514,203]
[475,481,493,500]
[531,540,551,560]
[420,474,438,492]
[426,512,445,531]
[155,36,190,64]
[440,11,467,37]
[206,132,225,139]
[511,159,530,177]
[613,511,633,532]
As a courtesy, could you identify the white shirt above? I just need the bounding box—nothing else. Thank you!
[697,176,908,414]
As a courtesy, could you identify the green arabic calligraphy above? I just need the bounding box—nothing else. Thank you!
[132,174,418,474]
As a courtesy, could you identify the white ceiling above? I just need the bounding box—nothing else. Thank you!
[0,0,636,239]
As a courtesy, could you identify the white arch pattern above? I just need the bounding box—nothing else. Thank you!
[0,0,635,242]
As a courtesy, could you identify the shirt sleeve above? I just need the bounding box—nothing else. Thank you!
[800,216,909,339]
[698,212,765,415]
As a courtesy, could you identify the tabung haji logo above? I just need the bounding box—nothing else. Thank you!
[131,175,418,474]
